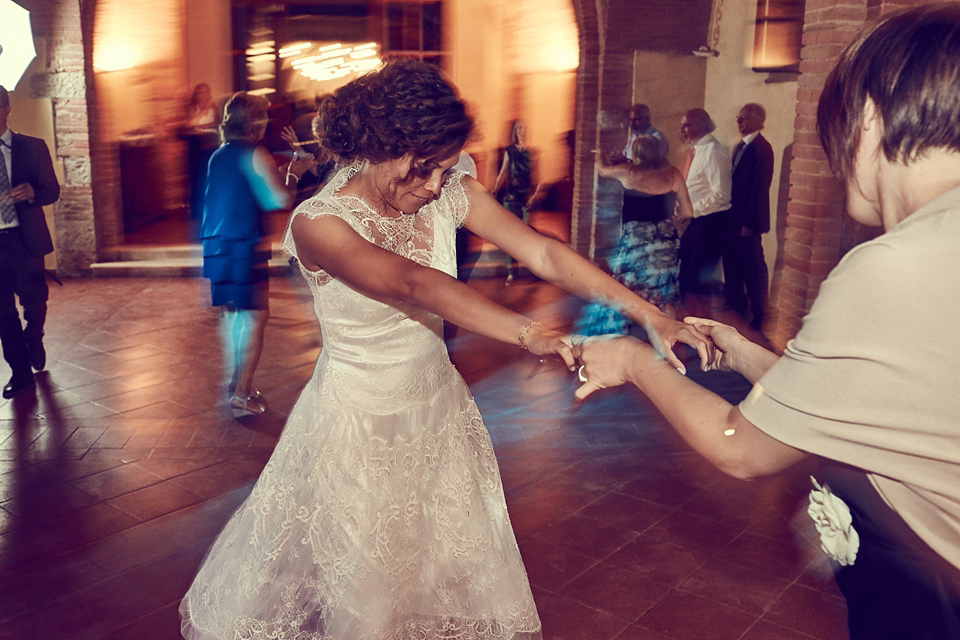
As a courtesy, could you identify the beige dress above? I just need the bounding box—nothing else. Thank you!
[740,185,960,571]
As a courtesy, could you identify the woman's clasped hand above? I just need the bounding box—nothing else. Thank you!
[569,316,718,400]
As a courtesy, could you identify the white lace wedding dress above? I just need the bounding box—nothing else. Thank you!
[180,166,542,640]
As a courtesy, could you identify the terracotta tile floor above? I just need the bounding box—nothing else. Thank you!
[0,273,849,640]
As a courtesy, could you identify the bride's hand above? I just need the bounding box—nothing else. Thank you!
[522,324,576,371]
[571,335,648,400]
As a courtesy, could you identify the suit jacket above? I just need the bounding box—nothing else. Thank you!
[9,132,60,257]
[730,132,774,234]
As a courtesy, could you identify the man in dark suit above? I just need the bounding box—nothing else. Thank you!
[0,86,61,398]
[723,103,774,331]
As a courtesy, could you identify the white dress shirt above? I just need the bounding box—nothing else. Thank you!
[685,133,732,218]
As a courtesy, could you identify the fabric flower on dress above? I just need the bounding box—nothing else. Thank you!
[807,476,859,566]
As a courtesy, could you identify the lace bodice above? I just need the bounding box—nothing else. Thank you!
[283,163,469,282]
[281,165,471,414]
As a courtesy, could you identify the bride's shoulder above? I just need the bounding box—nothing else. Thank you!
[294,193,342,220]
[291,197,367,246]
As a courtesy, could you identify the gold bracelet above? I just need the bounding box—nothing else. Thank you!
[518,321,542,350]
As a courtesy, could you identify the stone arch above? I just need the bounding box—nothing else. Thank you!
[24,0,120,276]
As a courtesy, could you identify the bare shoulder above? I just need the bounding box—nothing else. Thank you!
[291,209,355,243]
[626,166,676,194]
[250,144,275,165]
[460,173,485,195]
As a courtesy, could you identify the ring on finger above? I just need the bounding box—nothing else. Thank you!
[577,365,587,382]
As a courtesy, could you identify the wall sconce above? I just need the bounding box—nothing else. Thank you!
[752,0,805,73]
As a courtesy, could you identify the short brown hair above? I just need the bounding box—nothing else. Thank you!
[817,3,960,178]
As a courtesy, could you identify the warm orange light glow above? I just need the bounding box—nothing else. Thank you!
[510,0,579,74]
[284,41,382,84]
[752,0,804,71]
[543,39,578,73]
[95,40,138,71]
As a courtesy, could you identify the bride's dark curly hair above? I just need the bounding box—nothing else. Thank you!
[318,58,474,181]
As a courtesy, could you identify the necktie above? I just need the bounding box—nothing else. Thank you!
[733,141,745,170]
[683,147,696,179]
[0,147,16,224]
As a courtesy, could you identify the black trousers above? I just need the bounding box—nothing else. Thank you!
[678,209,734,299]
[722,231,768,327]
[0,229,48,378]
[822,462,960,640]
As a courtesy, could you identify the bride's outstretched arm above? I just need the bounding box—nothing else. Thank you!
[290,213,576,368]
[461,177,713,373]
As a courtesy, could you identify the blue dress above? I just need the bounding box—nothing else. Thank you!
[200,141,270,310]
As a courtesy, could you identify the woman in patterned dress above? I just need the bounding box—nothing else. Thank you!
[575,134,693,335]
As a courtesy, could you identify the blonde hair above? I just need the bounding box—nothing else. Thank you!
[631,135,667,170]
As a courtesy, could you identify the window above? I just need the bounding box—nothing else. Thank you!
[753,0,805,73]
[378,1,446,64]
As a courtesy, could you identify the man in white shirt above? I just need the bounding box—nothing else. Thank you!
[677,108,733,315]
[622,104,669,162]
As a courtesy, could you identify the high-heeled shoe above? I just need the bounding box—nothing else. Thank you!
[229,390,266,418]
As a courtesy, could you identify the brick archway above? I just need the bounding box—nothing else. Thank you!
[566,0,712,261]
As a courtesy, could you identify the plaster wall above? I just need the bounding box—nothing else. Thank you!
[185,0,233,102]
[93,0,189,223]
[447,0,509,187]
[702,0,800,290]
[94,0,186,139]
[449,0,577,189]
[631,52,707,169]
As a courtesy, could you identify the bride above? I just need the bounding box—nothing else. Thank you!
[180,58,711,640]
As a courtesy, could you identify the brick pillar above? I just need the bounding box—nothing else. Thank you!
[592,52,633,261]
[570,0,600,258]
[23,0,102,276]
[769,0,926,349]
